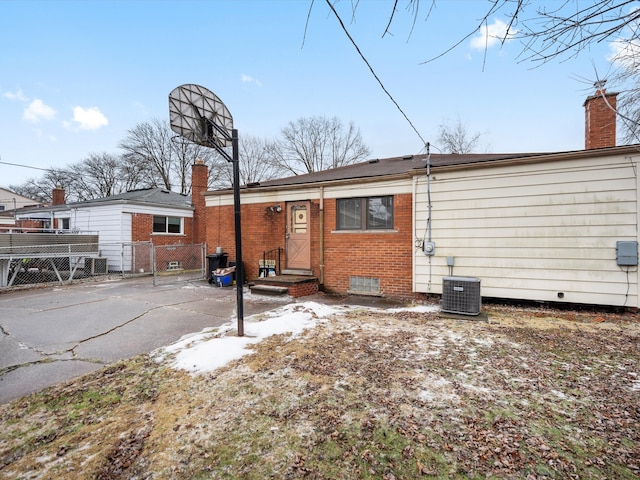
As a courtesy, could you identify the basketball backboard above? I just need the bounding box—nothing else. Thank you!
[168,84,233,148]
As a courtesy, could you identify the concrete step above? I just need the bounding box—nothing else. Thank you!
[249,284,289,296]
[281,269,313,276]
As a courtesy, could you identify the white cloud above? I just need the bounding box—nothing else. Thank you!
[23,98,56,123]
[3,89,28,101]
[608,37,640,70]
[470,19,516,50]
[71,106,108,130]
[241,73,262,87]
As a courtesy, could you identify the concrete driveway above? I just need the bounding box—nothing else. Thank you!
[0,276,287,404]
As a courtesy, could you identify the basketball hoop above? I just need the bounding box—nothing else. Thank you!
[169,84,234,150]
[168,84,244,336]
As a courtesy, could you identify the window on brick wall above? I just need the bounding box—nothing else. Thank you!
[349,276,380,294]
[337,196,393,230]
[153,215,183,234]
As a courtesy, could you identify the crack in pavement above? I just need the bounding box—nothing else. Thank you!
[70,303,167,351]
[0,303,164,380]
[66,297,223,353]
[0,296,232,383]
[19,297,111,313]
[0,356,105,378]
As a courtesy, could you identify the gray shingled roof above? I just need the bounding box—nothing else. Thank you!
[16,188,193,216]
[216,146,640,194]
[210,151,549,193]
[67,188,193,209]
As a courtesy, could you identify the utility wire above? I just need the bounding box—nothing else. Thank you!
[324,0,428,148]
[0,160,50,172]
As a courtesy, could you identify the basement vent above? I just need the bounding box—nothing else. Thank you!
[349,276,380,295]
[442,276,481,316]
[167,261,182,271]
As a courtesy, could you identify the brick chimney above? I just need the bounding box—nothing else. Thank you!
[191,159,209,245]
[584,81,618,149]
[52,186,65,205]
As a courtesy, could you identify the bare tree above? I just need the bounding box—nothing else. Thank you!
[117,153,153,192]
[327,1,640,140]
[356,1,639,66]
[437,116,485,154]
[609,34,640,143]
[213,135,282,189]
[270,116,370,175]
[119,118,223,194]
[119,118,175,191]
[68,153,127,201]
[9,168,72,204]
[10,153,149,203]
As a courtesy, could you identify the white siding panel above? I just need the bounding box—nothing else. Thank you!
[71,206,130,270]
[204,180,412,207]
[414,155,640,307]
[70,204,190,271]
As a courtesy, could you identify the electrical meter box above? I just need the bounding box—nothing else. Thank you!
[616,241,638,266]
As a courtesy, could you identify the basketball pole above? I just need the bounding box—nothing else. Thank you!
[231,128,244,336]
[167,84,243,335]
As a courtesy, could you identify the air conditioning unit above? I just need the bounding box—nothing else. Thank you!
[85,257,108,275]
[442,276,481,316]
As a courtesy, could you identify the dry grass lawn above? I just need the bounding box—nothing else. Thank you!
[1,301,639,479]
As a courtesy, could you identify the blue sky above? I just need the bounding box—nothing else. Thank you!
[0,0,619,188]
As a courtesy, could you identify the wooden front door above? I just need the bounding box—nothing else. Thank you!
[286,201,311,271]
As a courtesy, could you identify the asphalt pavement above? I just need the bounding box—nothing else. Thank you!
[0,276,289,404]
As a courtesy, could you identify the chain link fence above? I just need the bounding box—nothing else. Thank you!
[0,241,154,289]
[153,243,206,286]
[0,239,206,290]
[0,242,103,288]
[100,241,154,278]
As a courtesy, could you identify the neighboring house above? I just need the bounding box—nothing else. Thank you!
[0,188,41,227]
[14,161,209,272]
[204,86,640,308]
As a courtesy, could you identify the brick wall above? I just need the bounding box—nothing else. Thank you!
[289,281,319,298]
[205,193,414,298]
[191,161,208,245]
[206,203,286,281]
[322,194,413,297]
[584,89,618,149]
[15,219,44,231]
[52,187,65,206]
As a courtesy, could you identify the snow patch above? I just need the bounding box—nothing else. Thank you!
[158,302,344,374]
[158,302,441,375]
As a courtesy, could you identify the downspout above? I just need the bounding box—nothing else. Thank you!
[412,176,418,292]
[319,186,325,286]
[426,143,432,245]
[426,144,433,292]
[634,155,640,309]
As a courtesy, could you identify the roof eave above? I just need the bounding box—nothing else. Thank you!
[203,171,418,196]
[425,145,640,174]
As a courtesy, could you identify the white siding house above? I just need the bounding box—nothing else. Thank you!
[16,188,194,272]
[0,188,41,227]
[413,149,640,308]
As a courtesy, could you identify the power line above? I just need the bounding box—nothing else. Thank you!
[323,0,428,148]
[0,160,51,172]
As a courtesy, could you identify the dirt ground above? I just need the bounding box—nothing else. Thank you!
[0,301,638,479]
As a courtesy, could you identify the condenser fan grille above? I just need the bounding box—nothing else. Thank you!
[442,276,481,316]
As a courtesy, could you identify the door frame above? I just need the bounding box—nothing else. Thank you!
[285,200,311,272]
